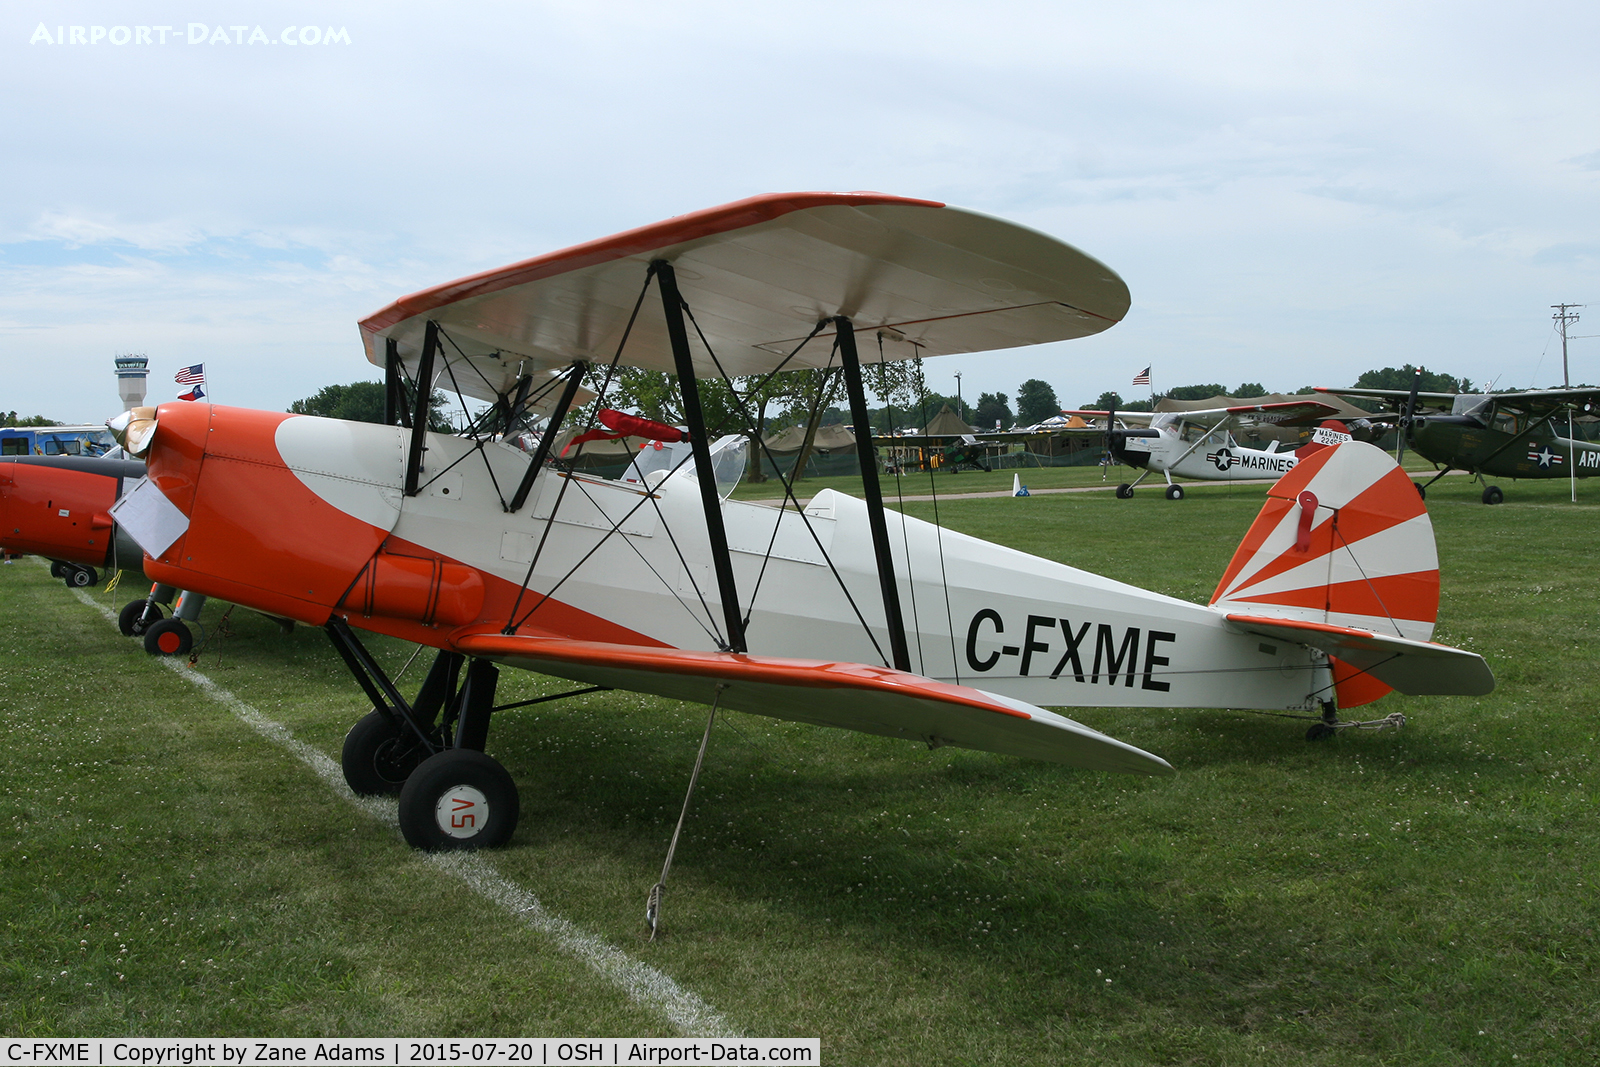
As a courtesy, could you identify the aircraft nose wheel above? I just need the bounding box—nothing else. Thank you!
[1164,484,1185,500]
[341,710,430,796]
[1482,485,1504,505]
[142,617,193,657]
[398,749,519,851]
[118,599,165,637]
[1115,483,1135,499]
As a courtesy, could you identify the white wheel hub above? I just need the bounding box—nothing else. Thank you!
[435,784,489,839]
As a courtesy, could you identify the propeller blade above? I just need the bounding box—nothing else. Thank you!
[1397,369,1421,466]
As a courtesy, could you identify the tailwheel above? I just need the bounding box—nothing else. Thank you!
[398,749,519,851]
[341,710,430,796]
[1482,485,1504,505]
[1115,483,1135,499]
[1413,482,1426,499]
[118,599,164,637]
[143,617,193,656]
[1165,484,1185,500]
[1306,699,1338,741]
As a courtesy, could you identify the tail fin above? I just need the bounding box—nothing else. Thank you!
[1208,441,1489,706]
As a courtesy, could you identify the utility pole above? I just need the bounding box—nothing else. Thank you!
[1552,304,1585,504]
[1552,303,1583,387]
[953,370,963,425]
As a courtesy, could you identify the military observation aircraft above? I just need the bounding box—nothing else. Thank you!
[1317,384,1600,503]
[103,193,1491,858]
[1064,398,1377,499]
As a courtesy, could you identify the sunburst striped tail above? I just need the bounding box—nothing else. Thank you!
[1209,441,1463,708]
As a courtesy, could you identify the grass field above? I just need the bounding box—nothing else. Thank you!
[3,472,1596,1063]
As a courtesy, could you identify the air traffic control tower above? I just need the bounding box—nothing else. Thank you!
[115,354,148,410]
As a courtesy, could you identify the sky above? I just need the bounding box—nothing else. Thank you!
[4,0,1597,425]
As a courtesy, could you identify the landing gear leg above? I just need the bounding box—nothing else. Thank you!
[398,660,516,850]
[326,620,519,850]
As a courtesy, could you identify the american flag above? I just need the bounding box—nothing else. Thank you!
[1132,366,1151,386]
[174,364,205,385]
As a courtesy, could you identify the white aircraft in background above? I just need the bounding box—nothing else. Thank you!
[1066,400,1372,499]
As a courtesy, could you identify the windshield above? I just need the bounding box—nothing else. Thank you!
[1451,394,1493,419]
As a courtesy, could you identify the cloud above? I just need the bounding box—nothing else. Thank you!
[3,0,1598,421]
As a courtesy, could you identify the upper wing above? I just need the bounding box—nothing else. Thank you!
[877,429,1061,446]
[1060,409,1155,426]
[1216,400,1343,425]
[450,632,1173,776]
[360,193,1130,403]
[1475,387,1600,414]
[1315,386,1458,406]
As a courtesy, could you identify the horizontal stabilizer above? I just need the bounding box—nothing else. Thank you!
[452,632,1173,776]
[1224,614,1494,696]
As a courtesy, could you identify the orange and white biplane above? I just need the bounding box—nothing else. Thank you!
[103,193,1492,854]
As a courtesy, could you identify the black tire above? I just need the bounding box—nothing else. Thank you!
[342,710,428,796]
[1165,484,1185,500]
[65,565,97,588]
[142,617,193,657]
[1482,485,1504,505]
[398,749,519,851]
[1413,482,1426,499]
[118,599,164,637]
[1115,483,1134,499]
[1306,723,1337,742]
[49,560,68,579]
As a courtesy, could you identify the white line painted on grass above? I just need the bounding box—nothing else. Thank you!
[70,584,738,1038]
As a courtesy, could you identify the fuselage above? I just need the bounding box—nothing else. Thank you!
[0,455,148,571]
[124,402,1342,714]
[1410,413,1600,479]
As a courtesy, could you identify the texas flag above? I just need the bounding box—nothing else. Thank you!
[174,363,206,401]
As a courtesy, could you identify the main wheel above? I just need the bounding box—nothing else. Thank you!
[65,565,97,588]
[143,617,193,657]
[49,560,68,579]
[1115,483,1135,499]
[398,749,519,851]
[1165,484,1185,500]
[342,710,429,796]
[118,599,164,637]
[1482,485,1504,505]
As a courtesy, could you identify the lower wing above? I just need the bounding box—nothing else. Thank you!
[451,632,1174,776]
